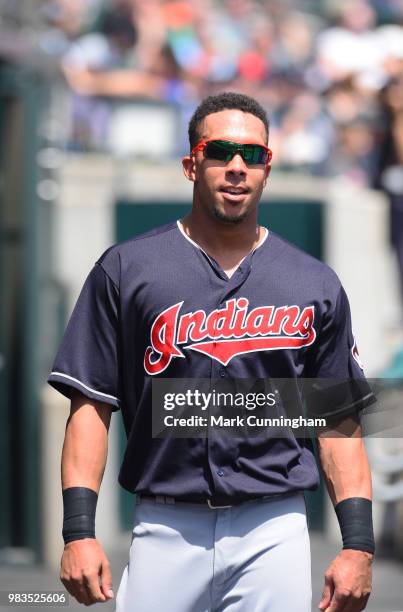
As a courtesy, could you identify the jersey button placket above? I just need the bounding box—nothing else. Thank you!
[208,268,251,502]
[208,297,228,498]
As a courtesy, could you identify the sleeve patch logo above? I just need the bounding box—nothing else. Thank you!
[352,337,364,370]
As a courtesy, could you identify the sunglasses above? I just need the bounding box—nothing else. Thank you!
[192,139,272,165]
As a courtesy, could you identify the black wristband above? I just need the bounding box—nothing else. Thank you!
[62,487,98,544]
[335,497,375,554]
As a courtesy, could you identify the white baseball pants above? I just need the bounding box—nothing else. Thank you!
[115,492,311,612]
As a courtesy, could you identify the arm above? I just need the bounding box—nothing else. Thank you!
[62,65,167,98]
[317,417,373,612]
[60,389,114,606]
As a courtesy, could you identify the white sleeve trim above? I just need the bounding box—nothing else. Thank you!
[49,371,120,402]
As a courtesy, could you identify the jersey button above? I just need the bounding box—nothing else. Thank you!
[217,469,225,477]
[219,368,226,377]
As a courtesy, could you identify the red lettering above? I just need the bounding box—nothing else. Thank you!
[245,306,274,336]
[177,310,207,343]
[231,298,249,338]
[267,306,288,334]
[143,300,317,374]
[144,303,184,375]
[205,299,237,339]
[295,306,315,338]
[282,306,301,335]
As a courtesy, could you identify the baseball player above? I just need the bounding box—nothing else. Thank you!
[48,92,375,611]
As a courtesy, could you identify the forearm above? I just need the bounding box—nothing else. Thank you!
[60,392,114,604]
[61,390,111,492]
[86,70,165,97]
[317,420,374,609]
[62,65,166,98]
[317,418,372,504]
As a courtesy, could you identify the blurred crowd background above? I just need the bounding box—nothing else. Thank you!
[2,0,403,290]
[2,0,403,292]
[0,0,402,178]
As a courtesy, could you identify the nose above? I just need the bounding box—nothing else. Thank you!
[226,152,247,177]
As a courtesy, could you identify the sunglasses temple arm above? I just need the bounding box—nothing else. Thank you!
[191,142,206,155]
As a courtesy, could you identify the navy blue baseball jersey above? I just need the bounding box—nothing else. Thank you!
[48,221,373,504]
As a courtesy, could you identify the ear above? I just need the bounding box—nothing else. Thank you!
[263,163,271,188]
[182,155,196,182]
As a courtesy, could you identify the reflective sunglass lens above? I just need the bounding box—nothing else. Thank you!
[244,145,268,164]
[205,141,232,161]
[204,141,269,164]
[242,146,255,162]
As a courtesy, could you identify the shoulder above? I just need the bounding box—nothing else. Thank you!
[267,231,341,290]
[95,221,179,286]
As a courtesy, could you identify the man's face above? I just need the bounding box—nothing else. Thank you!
[183,109,271,225]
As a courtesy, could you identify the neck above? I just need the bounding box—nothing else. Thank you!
[181,207,262,256]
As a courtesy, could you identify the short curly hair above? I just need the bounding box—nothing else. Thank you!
[188,91,269,150]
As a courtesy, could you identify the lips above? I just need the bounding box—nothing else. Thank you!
[219,185,249,202]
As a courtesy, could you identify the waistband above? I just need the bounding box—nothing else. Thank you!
[136,492,299,510]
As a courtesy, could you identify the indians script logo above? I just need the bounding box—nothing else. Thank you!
[144,298,316,375]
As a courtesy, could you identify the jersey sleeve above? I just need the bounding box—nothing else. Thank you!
[305,285,376,419]
[47,262,121,410]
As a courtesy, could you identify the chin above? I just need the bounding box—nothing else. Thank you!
[212,206,249,225]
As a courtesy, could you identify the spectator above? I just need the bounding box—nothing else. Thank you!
[374,73,403,294]
[330,119,376,185]
[61,4,138,149]
[276,90,332,173]
[270,11,317,77]
[315,0,380,87]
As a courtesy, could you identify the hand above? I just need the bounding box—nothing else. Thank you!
[319,549,373,611]
[60,538,114,606]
